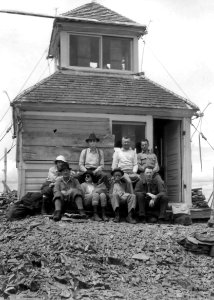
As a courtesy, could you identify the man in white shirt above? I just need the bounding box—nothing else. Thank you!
[112,137,139,193]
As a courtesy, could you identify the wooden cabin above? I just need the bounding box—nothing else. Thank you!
[12,2,199,205]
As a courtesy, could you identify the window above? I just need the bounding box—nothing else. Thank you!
[103,37,131,70]
[69,34,132,70]
[69,35,100,68]
[112,121,145,152]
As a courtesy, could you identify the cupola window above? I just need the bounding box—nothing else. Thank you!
[69,34,132,71]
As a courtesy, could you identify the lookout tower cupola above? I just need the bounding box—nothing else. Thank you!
[48,2,147,73]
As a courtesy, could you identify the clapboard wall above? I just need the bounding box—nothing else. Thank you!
[18,113,114,196]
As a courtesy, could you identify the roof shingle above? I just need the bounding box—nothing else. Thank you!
[13,70,198,111]
[62,2,141,26]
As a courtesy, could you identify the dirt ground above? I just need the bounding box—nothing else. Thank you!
[0,215,214,300]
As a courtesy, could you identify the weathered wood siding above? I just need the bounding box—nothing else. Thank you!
[20,114,114,196]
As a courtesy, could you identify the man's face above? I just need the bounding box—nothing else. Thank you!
[62,168,70,178]
[144,168,153,182]
[56,160,64,170]
[113,171,122,182]
[141,141,149,152]
[122,138,131,150]
[88,139,97,148]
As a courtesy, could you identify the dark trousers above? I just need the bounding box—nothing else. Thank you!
[135,192,168,219]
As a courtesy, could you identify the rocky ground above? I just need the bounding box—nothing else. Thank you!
[0,213,214,300]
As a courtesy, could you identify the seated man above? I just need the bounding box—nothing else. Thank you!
[78,133,109,187]
[53,162,85,221]
[40,155,67,213]
[135,166,168,223]
[81,170,108,222]
[110,168,137,224]
[112,136,139,193]
[137,139,162,181]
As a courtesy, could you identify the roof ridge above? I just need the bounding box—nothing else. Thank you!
[62,2,139,25]
[143,75,199,110]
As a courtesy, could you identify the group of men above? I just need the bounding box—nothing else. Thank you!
[41,133,168,223]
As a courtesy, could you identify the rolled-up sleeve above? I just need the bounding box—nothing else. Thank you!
[112,150,119,170]
[79,149,87,172]
[133,152,138,173]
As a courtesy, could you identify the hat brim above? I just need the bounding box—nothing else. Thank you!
[85,138,99,142]
[80,171,97,183]
[111,169,124,176]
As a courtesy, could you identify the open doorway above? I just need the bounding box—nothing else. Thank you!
[154,119,182,203]
[112,121,145,152]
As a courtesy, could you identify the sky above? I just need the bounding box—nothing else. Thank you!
[0,0,213,199]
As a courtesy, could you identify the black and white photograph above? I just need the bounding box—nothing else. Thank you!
[0,0,213,299]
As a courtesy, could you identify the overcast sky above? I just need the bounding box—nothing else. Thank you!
[0,0,213,198]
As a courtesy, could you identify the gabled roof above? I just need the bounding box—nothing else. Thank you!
[61,2,142,27]
[13,70,198,112]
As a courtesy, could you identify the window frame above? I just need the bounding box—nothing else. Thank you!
[67,32,134,71]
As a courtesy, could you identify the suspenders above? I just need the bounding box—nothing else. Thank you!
[83,148,101,166]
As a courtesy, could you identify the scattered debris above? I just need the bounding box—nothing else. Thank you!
[0,215,213,299]
[132,253,150,261]
[192,188,209,208]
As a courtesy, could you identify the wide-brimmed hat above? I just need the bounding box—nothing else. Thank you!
[81,170,96,182]
[111,168,124,176]
[61,162,71,171]
[55,155,67,164]
[85,133,100,143]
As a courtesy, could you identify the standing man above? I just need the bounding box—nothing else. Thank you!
[135,166,168,223]
[78,133,109,187]
[137,139,160,178]
[112,136,139,193]
[110,168,137,224]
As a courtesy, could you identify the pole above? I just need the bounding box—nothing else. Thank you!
[2,148,7,193]
[208,167,214,227]
[4,148,7,186]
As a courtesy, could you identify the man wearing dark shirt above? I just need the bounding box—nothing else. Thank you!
[109,168,137,224]
[53,163,85,221]
[135,166,168,223]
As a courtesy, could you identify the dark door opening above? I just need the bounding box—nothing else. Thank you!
[112,121,145,152]
[154,119,182,203]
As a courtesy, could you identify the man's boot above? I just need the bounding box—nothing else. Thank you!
[79,209,87,218]
[92,206,102,222]
[41,195,47,215]
[53,210,62,222]
[101,207,109,222]
[126,210,137,224]
[113,208,120,223]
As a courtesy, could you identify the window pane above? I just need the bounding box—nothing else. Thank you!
[103,37,131,70]
[112,122,145,151]
[69,35,100,68]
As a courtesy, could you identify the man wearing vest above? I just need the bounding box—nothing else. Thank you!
[78,133,109,188]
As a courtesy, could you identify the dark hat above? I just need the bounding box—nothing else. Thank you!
[61,162,71,171]
[85,133,100,143]
[81,170,96,182]
[111,168,124,176]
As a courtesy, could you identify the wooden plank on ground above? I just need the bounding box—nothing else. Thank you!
[190,208,211,219]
